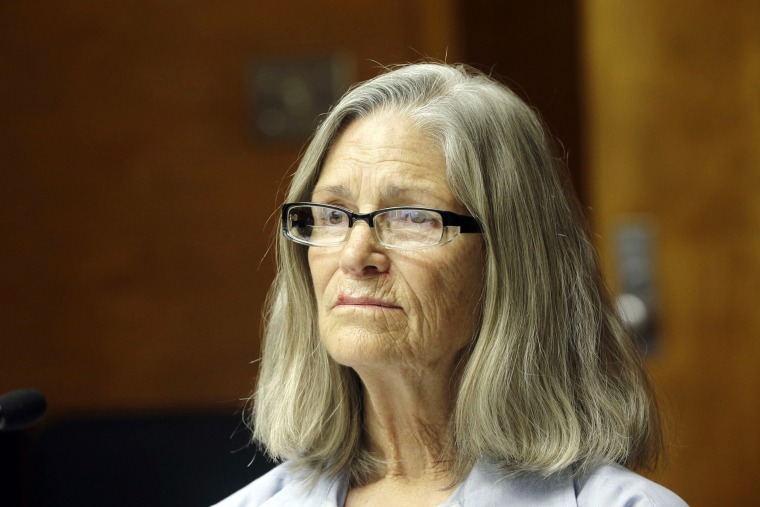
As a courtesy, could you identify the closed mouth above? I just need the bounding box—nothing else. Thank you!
[334,294,402,309]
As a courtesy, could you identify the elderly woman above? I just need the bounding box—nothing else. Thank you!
[215,63,686,506]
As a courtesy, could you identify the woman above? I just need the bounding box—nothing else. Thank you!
[215,63,686,506]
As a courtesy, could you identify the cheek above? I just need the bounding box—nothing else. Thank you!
[412,242,484,334]
[441,241,483,299]
[307,248,331,301]
[433,269,480,321]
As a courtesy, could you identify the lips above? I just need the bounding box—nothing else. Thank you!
[334,293,402,310]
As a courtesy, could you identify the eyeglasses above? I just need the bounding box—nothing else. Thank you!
[281,202,483,250]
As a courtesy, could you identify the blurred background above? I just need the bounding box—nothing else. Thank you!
[1,0,758,505]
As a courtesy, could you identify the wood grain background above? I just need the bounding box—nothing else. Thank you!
[2,1,758,504]
[583,0,760,504]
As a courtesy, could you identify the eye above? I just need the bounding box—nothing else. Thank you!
[407,210,428,224]
[397,209,434,224]
[386,209,440,227]
[327,210,344,225]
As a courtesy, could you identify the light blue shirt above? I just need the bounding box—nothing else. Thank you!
[213,458,687,506]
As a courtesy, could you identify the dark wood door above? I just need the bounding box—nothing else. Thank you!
[582,1,760,504]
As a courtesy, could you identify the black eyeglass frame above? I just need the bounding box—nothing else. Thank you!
[281,202,483,249]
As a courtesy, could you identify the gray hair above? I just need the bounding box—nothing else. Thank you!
[250,63,662,484]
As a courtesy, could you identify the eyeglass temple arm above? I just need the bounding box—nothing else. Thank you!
[449,214,483,233]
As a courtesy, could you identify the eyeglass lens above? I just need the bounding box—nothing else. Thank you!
[287,205,445,248]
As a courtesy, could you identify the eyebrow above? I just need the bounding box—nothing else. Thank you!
[381,184,445,202]
[382,184,413,199]
[311,184,445,203]
[311,184,353,199]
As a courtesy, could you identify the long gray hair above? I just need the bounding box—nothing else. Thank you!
[251,63,662,484]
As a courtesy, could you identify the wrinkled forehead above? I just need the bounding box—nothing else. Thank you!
[311,113,455,209]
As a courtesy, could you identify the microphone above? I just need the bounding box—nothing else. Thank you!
[0,389,47,431]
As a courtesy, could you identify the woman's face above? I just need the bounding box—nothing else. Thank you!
[307,113,484,375]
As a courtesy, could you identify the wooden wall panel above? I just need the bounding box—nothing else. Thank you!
[460,0,584,200]
[581,0,760,504]
[0,1,461,415]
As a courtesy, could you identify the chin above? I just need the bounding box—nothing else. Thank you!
[321,328,407,368]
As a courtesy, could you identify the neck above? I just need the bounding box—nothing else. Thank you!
[357,364,458,481]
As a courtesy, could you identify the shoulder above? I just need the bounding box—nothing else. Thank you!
[447,459,687,507]
[574,463,688,507]
[211,462,294,507]
[211,461,347,507]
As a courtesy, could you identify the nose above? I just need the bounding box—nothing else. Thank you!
[338,220,390,277]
